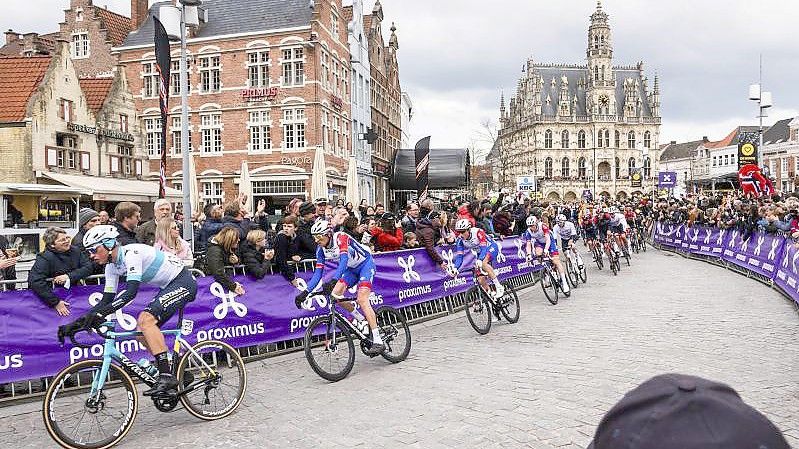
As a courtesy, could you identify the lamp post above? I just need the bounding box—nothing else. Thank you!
[749,56,773,168]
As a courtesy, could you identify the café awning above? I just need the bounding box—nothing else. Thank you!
[40,172,182,203]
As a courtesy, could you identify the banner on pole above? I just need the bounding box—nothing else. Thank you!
[154,17,172,199]
[414,137,431,202]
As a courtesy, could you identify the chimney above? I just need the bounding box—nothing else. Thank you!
[5,29,18,45]
[670,140,676,145]
[702,136,708,142]
[130,0,150,30]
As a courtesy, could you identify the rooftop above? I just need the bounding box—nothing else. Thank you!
[78,77,114,113]
[0,56,51,122]
[659,139,706,162]
[95,7,133,46]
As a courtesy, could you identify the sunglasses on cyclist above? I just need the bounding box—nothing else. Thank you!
[86,245,103,254]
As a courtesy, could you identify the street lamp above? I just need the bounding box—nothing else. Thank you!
[748,58,773,168]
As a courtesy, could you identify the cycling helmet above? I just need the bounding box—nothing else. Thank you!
[556,214,566,223]
[526,216,539,227]
[82,225,119,250]
[454,218,472,231]
[310,220,332,235]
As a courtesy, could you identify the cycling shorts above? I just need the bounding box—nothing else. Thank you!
[534,236,559,256]
[144,268,197,326]
[560,237,576,251]
[583,228,598,240]
[610,224,625,235]
[338,258,376,289]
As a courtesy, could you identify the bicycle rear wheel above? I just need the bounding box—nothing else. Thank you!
[376,307,411,363]
[565,257,579,288]
[304,315,355,382]
[498,282,520,323]
[177,340,247,420]
[540,268,559,305]
[43,360,137,449]
[464,288,492,334]
[578,260,588,283]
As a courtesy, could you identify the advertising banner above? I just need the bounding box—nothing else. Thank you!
[658,172,678,189]
[720,229,785,278]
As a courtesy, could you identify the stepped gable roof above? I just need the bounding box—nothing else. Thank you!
[95,7,133,46]
[0,31,59,56]
[0,56,51,122]
[78,77,114,113]
[120,0,313,48]
[763,118,792,145]
[659,139,705,162]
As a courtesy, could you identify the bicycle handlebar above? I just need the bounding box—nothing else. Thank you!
[57,315,113,349]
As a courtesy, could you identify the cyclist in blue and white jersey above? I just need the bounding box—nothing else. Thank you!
[73,225,197,397]
[294,220,384,355]
[608,207,630,252]
[554,214,584,269]
[450,218,505,298]
[522,216,570,293]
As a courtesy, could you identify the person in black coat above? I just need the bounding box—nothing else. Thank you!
[29,227,96,316]
[206,226,244,296]
[222,201,254,241]
[295,202,318,260]
[274,215,302,285]
[112,202,140,246]
[240,229,274,280]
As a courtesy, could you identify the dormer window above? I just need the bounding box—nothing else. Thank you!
[76,8,84,22]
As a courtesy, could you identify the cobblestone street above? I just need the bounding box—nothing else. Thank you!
[2,247,798,448]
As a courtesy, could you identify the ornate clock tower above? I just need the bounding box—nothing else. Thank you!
[586,1,614,115]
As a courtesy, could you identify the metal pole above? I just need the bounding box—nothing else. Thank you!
[593,146,597,199]
[179,5,192,247]
[757,54,763,169]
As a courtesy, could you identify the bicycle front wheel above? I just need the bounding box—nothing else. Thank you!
[464,288,492,334]
[43,359,138,449]
[540,269,559,305]
[376,307,412,363]
[304,315,355,382]
[177,340,247,420]
[499,282,520,323]
[565,257,579,288]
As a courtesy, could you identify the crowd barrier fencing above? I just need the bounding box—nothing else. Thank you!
[0,237,541,403]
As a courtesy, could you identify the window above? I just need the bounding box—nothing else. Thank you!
[561,157,570,178]
[59,99,74,122]
[173,182,182,191]
[713,156,717,167]
[282,48,304,86]
[76,8,84,22]
[604,130,611,147]
[67,151,77,169]
[643,157,651,178]
[202,181,224,205]
[782,158,788,173]
[544,129,553,149]
[199,55,221,93]
[170,59,191,96]
[724,154,730,165]
[597,129,604,148]
[331,12,339,39]
[171,116,192,155]
[247,50,270,88]
[282,108,306,149]
[252,180,306,195]
[731,154,736,166]
[628,157,636,176]
[615,130,620,148]
[200,113,223,154]
[142,62,158,98]
[615,157,620,179]
[248,110,272,152]
[71,32,89,58]
[321,52,330,90]
[120,114,129,133]
[578,157,587,178]
[544,157,553,179]
[644,131,652,149]
[144,118,162,157]
[578,130,586,149]
[561,130,569,149]
[627,131,636,149]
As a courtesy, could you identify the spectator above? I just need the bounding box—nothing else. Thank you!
[362,217,379,249]
[335,199,345,207]
[295,202,318,260]
[416,211,447,271]
[198,203,225,252]
[345,202,355,216]
[136,199,172,246]
[240,229,274,280]
[0,235,19,291]
[438,211,456,245]
[342,216,364,241]
[324,204,334,220]
[419,198,435,218]
[72,208,100,251]
[403,232,419,249]
[365,205,376,218]
[375,203,386,216]
[370,213,403,252]
[588,373,789,449]
[29,227,95,316]
[222,200,253,241]
[98,210,110,224]
[358,199,369,218]
[492,205,514,237]
[206,226,244,296]
[314,197,328,216]
[4,196,23,225]
[286,197,304,217]
[113,202,141,246]
[330,206,349,232]
[401,202,420,234]
[153,217,192,260]
[274,215,302,285]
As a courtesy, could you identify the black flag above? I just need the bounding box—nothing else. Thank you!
[414,137,431,202]
[154,17,172,199]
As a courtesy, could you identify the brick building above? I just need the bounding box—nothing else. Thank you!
[116,0,354,212]
[0,30,59,56]
[58,0,133,77]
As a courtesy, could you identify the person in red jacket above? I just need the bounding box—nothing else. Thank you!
[369,212,404,252]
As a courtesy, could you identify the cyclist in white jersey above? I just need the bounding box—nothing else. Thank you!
[76,225,197,397]
[451,219,505,298]
[554,214,584,269]
[608,207,630,251]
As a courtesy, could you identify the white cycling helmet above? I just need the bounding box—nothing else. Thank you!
[556,214,566,223]
[454,218,472,231]
[82,225,119,250]
[310,219,332,236]
[526,216,539,227]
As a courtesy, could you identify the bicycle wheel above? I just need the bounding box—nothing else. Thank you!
[540,269,559,305]
[303,315,355,382]
[464,288,492,334]
[498,282,520,323]
[43,359,137,449]
[578,259,588,283]
[609,251,618,275]
[565,257,579,288]
[623,248,631,266]
[593,246,603,270]
[376,307,411,363]
[641,234,648,252]
[177,340,247,420]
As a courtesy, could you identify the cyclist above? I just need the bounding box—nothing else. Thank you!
[294,220,384,356]
[609,207,630,253]
[596,207,613,260]
[522,216,569,293]
[554,213,584,269]
[67,225,197,397]
[581,209,600,260]
[450,218,505,298]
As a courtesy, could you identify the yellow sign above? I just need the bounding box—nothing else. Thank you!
[740,143,755,157]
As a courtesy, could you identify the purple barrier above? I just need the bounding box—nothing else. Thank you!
[773,241,799,298]
[0,237,538,384]
[720,229,785,278]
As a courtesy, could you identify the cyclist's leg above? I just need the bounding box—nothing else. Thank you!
[352,260,384,351]
[480,246,504,295]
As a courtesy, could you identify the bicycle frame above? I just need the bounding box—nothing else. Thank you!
[325,298,370,342]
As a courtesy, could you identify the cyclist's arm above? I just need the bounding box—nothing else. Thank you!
[475,230,490,260]
[305,247,327,292]
[88,263,141,317]
[453,239,465,269]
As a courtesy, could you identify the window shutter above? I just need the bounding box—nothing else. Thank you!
[110,156,119,172]
[47,148,57,166]
[81,153,90,171]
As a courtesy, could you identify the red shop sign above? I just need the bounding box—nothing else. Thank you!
[242,87,279,100]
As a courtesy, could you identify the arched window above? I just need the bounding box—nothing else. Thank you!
[628,157,636,176]
[597,129,605,148]
[544,157,553,179]
[628,131,636,149]
[578,157,587,179]
[615,157,620,179]
[594,35,599,49]
[614,130,620,148]
[578,130,586,149]
[643,157,651,178]
[644,131,651,149]
[561,130,569,148]
[561,157,570,178]
[594,66,599,81]
[600,65,605,81]
[604,129,611,148]
[544,129,553,149]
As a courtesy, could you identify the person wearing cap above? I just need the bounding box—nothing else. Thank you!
[72,208,101,252]
[295,201,319,260]
[314,197,328,216]
[588,373,789,449]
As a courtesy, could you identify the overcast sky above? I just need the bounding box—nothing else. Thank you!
[4,0,797,154]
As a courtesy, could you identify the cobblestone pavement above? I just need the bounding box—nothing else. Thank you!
[2,247,798,448]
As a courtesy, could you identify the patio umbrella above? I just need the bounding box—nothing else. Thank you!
[345,155,359,208]
[188,152,201,215]
[239,160,253,216]
[311,147,329,200]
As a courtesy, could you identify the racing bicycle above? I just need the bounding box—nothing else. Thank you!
[462,267,520,335]
[563,241,588,287]
[44,309,247,449]
[601,236,622,275]
[537,255,569,304]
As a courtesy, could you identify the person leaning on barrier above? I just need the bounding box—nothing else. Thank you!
[72,207,101,252]
[136,199,173,246]
[29,227,96,316]
[416,211,447,272]
[274,214,303,286]
[206,226,244,296]
[113,201,141,246]
[240,229,274,280]
[0,235,19,291]
[221,199,253,242]
[295,201,319,260]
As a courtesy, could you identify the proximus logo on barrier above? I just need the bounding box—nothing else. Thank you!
[210,282,248,319]
[88,292,137,331]
[398,255,421,283]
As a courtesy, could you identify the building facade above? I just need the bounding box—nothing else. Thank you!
[59,0,133,77]
[492,2,662,202]
[365,0,402,206]
[345,0,375,205]
[116,0,353,212]
[400,91,413,149]
[761,118,799,193]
